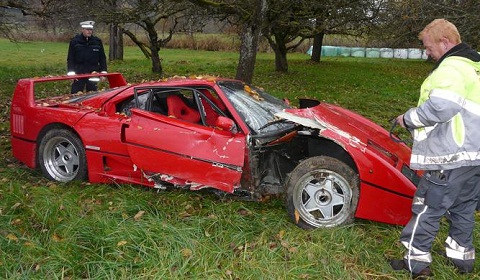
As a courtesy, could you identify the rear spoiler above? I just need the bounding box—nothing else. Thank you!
[13,72,128,107]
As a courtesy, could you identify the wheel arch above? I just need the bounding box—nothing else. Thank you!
[306,137,358,174]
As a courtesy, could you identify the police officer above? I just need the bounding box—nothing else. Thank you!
[391,18,480,278]
[67,20,107,93]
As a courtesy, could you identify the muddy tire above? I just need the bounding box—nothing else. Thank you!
[286,156,359,229]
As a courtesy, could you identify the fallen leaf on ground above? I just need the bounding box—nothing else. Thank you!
[134,210,145,221]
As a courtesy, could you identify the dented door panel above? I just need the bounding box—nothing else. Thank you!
[123,109,246,192]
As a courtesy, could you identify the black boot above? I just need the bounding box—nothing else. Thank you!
[389,259,433,279]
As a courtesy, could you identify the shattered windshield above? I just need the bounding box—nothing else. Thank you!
[218,81,295,134]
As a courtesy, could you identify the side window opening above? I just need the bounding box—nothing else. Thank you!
[116,86,234,129]
[116,88,150,116]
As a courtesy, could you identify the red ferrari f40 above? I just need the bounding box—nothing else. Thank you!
[10,73,419,229]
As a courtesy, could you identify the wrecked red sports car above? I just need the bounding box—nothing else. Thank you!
[10,73,419,229]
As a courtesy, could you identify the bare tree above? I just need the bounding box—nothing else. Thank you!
[373,0,480,48]
[189,0,268,83]
[87,0,124,61]
[0,1,25,40]
[308,0,381,63]
[262,0,312,72]
[98,0,194,74]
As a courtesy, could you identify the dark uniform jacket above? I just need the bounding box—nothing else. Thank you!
[67,34,107,74]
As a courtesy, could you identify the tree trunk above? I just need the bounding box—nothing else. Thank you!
[150,46,162,74]
[272,34,288,72]
[235,0,267,83]
[310,32,324,63]
[236,25,257,83]
[109,23,124,61]
[274,49,288,72]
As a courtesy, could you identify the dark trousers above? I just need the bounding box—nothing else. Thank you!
[71,78,98,93]
[399,166,480,274]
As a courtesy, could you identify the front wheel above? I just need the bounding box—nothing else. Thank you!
[286,156,359,229]
[38,128,87,182]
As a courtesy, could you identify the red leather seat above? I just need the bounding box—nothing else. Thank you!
[167,95,200,123]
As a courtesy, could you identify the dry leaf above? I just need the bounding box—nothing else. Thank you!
[294,209,300,223]
[52,233,63,242]
[178,211,191,218]
[181,248,192,258]
[134,210,145,221]
[237,208,250,216]
[6,233,18,242]
[117,240,128,246]
[11,202,21,209]
[288,247,298,253]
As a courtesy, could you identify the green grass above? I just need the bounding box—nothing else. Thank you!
[0,38,477,279]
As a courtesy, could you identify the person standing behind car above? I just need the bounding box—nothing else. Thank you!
[67,20,107,93]
[390,18,480,278]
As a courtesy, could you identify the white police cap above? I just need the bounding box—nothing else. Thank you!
[80,21,95,29]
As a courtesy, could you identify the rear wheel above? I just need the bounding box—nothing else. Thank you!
[38,129,87,182]
[286,156,359,229]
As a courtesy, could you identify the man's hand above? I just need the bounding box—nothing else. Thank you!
[67,71,76,76]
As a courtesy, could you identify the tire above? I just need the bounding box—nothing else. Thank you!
[286,156,359,229]
[38,128,87,182]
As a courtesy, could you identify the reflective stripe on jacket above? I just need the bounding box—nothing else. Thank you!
[404,56,480,170]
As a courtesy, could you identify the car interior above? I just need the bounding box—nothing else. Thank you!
[116,86,229,128]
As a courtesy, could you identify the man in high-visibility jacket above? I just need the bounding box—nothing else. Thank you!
[391,18,480,278]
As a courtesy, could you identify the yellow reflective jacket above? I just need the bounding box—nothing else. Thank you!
[404,55,480,170]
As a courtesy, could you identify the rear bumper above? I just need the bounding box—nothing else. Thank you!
[11,136,37,168]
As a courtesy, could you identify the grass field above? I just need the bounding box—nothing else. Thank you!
[0,38,478,279]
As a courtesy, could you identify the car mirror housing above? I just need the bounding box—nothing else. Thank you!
[215,116,236,132]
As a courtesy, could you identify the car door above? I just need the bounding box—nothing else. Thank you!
[122,87,246,193]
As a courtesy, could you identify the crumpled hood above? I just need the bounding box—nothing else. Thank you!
[276,102,411,162]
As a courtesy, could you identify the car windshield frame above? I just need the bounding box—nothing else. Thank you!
[217,81,295,135]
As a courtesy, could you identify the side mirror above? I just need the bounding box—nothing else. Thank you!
[215,116,236,133]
